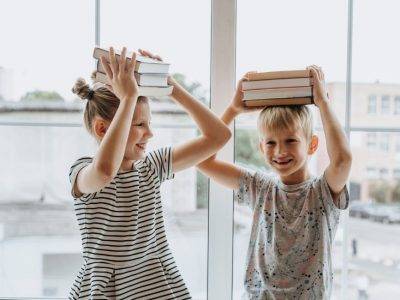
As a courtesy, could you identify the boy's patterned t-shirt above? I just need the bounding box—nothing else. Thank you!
[235,168,349,300]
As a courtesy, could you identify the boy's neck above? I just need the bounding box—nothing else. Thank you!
[279,168,311,185]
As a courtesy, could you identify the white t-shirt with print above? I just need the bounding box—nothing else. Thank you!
[235,168,349,300]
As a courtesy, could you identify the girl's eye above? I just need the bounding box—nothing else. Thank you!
[287,139,296,142]
[266,141,275,145]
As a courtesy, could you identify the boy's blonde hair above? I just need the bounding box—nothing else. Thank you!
[257,105,314,142]
[72,72,148,135]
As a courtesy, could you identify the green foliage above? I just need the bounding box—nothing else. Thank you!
[172,73,208,104]
[235,129,267,170]
[20,90,64,102]
[196,171,208,209]
[369,180,392,203]
[392,180,400,203]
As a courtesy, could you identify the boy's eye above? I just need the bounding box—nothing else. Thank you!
[287,139,297,143]
[266,141,275,145]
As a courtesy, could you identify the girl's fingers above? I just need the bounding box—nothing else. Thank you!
[100,56,113,79]
[154,55,163,61]
[109,47,118,75]
[119,47,127,75]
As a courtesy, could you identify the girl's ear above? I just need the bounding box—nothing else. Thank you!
[92,117,110,140]
[307,134,319,155]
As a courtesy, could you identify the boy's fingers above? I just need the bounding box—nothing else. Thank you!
[100,56,113,79]
[109,47,118,75]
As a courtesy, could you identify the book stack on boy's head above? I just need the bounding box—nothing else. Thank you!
[242,70,314,107]
[93,47,173,97]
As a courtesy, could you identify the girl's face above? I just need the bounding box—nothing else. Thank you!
[124,101,153,161]
[259,126,318,184]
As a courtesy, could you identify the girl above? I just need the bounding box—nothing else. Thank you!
[69,47,231,299]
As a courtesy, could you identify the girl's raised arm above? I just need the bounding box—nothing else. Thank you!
[74,47,139,197]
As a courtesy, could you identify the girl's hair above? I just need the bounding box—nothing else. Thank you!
[257,105,314,141]
[71,72,148,134]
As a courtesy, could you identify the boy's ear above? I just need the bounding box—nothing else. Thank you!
[307,134,319,155]
[259,140,265,155]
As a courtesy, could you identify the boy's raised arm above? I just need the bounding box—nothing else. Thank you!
[308,66,352,203]
[197,76,261,190]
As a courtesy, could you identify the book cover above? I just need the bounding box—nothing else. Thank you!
[243,86,312,100]
[242,77,311,91]
[246,70,310,81]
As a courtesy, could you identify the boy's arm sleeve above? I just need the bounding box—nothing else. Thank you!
[234,168,269,210]
[145,147,175,183]
[317,170,350,211]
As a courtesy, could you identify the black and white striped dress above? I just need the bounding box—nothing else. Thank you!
[68,147,191,300]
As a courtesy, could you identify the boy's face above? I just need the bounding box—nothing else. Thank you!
[259,126,318,182]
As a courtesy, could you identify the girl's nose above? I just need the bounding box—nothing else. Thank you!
[146,128,154,139]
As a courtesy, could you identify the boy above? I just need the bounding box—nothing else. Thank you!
[197,66,352,299]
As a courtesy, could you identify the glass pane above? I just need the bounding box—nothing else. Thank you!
[101,1,210,298]
[348,131,400,299]
[0,114,206,297]
[0,0,94,125]
[235,1,347,298]
[352,0,400,130]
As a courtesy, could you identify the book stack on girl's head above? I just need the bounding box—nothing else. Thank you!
[243,69,314,107]
[93,47,173,97]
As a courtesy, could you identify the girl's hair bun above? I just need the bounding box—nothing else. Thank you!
[72,78,91,100]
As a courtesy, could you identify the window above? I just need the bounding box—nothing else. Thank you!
[367,132,377,150]
[368,95,377,114]
[380,133,390,152]
[395,96,400,115]
[381,95,390,114]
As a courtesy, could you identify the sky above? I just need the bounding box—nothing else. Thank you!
[0,0,399,101]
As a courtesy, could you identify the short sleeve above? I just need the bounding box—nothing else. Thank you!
[69,157,97,202]
[145,147,174,183]
[317,172,350,210]
[234,168,272,210]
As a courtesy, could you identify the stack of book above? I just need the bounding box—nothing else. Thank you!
[93,47,173,97]
[242,70,314,107]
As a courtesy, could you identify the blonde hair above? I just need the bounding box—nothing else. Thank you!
[72,72,148,134]
[257,105,313,141]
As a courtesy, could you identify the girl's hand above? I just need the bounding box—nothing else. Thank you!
[230,73,262,115]
[307,65,329,108]
[100,47,139,101]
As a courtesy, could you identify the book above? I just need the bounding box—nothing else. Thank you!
[243,86,312,101]
[244,97,314,107]
[242,77,311,90]
[94,72,173,97]
[246,70,310,81]
[93,47,170,74]
[96,62,168,86]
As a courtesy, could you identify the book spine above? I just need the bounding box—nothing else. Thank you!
[247,70,311,81]
[242,77,311,90]
[244,97,313,107]
[243,87,312,100]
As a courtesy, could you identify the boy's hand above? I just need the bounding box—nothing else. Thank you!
[307,65,329,108]
[230,73,262,115]
[100,47,139,101]
[138,48,180,93]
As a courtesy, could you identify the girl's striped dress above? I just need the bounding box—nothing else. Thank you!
[68,147,191,300]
